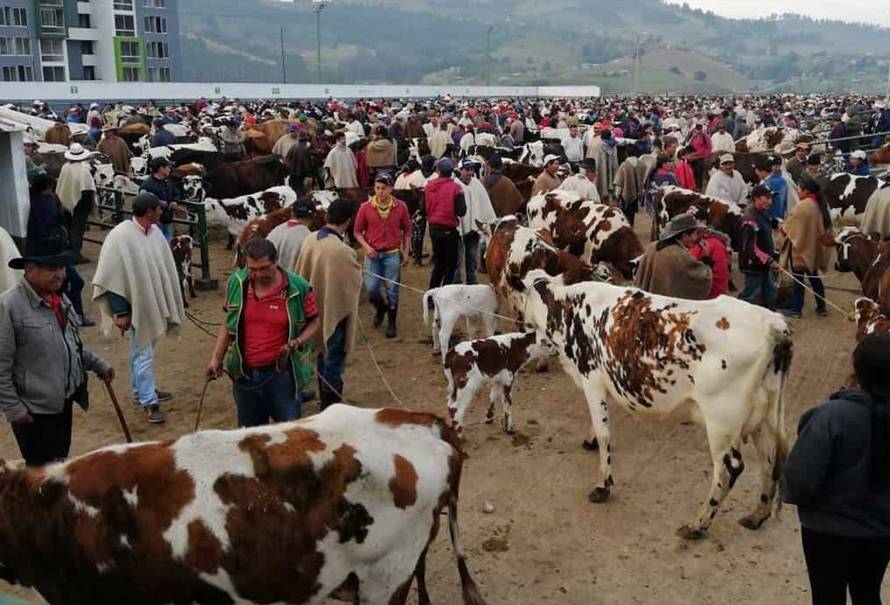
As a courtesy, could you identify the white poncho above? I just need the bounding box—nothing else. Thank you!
[0,227,21,294]
[92,220,184,348]
[56,161,96,213]
[456,177,497,236]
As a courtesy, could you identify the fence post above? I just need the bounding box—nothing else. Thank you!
[113,189,123,223]
[190,200,218,291]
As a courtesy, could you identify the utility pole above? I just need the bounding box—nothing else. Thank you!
[314,1,329,85]
[486,25,494,87]
[280,26,286,84]
[633,33,641,94]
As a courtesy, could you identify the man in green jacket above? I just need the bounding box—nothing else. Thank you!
[207,238,319,427]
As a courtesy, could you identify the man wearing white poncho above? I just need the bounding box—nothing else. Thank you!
[455,159,497,284]
[92,192,184,424]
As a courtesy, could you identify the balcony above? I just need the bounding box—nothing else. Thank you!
[34,1,67,38]
[68,26,98,40]
[76,2,91,13]
[81,53,97,66]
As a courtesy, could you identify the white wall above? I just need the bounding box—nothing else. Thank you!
[0,131,29,238]
[0,81,600,102]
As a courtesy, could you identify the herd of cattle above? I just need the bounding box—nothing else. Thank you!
[5,99,890,604]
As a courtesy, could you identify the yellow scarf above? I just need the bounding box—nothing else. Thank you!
[370,194,394,220]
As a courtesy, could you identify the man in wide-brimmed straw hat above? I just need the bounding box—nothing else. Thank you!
[0,237,113,466]
[97,123,132,175]
[634,213,713,300]
[56,143,97,263]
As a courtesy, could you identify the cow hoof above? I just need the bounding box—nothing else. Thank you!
[582,438,599,451]
[504,427,516,435]
[738,514,766,531]
[676,524,708,540]
[588,487,611,503]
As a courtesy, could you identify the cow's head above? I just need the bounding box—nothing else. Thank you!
[831,227,878,274]
[529,330,558,360]
[182,175,205,203]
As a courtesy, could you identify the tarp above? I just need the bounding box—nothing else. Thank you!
[0,105,89,137]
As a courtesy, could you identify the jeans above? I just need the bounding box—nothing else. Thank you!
[317,318,348,393]
[232,367,301,427]
[129,330,158,407]
[786,270,826,314]
[11,399,73,467]
[802,526,890,605]
[411,216,426,264]
[68,191,94,255]
[739,271,777,308]
[158,222,173,242]
[64,265,85,317]
[428,226,460,289]
[454,232,481,284]
[363,251,402,307]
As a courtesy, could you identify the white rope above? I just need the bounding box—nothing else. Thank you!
[356,314,407,407]
[775,265,854,320]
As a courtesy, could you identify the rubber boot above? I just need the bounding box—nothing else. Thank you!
[370,295,387,328]
[318,377,335,411]
[385,306,398,339]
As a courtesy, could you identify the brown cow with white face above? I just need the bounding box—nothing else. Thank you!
[0,405,486,605]
[827,227,890,314]
[650,185,744,250]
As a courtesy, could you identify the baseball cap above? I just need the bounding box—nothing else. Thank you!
[750,184,772,199]
[132,192,161,214]
[543,154,560,165]
[374,172,394,186]
[719,153,735,164]
[851,150,867,160]
[437,158,454,173]
[149,156,172,172]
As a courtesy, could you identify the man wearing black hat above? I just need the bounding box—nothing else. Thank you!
[483,154,524,216]
[139,157,179,242]
[0,238,113,466]
[295,198,362,409]
[634,213,713,300]
[739,185,779,308]
[265,199,315,272]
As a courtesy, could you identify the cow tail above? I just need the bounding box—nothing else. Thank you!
[422,290,434,326]
[439,422,487,605]
[770,332,793,518]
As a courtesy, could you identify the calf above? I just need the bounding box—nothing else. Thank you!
[854,297,890,341]
[519,269,792,539]
[526,190,643,279]
[828,227,890,313]
[445,331,555,436]
[170,235,195,307]
[423,284,499,359]
[0,405,486,605]
[206,187,296,241]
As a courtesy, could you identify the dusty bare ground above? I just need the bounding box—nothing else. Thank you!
[0,216,880,604]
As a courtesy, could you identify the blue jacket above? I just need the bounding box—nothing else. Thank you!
[848,162,871,177]
[764,173,788,220]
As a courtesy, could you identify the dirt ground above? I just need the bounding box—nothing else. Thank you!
[0,215,879,605]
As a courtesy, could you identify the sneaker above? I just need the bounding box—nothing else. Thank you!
[155,389,173,402]
[144,405,166,424]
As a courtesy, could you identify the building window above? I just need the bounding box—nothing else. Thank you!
[158,66,170,81]
[0,37,31,56]
[143,15,166,33]
[119,39,140,61]
[82,65,96,80]
[0,7,29,26]
[113,0,133,10]
[143,0,166,7]
[39,7,64,31]
[122,66,139,81]
[145,41,168,58]
[40,38,64,62]
[81,40,94,54]
[114,14,134,36]
[1,65,15,80]
[18,65,33,80]
[77,12,90,27]
[42,65,65,81]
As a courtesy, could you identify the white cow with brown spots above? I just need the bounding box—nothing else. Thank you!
[519,270,792,539]
[444,331,555,436]
[0,404,486,605]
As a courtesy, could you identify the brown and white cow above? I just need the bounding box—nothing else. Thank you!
[826,227,890,313]
[526,190,643,279]
[854,297,890,341]
[0,405,486,605]
[206,186,298,241]
[519,270,792,539]
[445,331,555,436]
[823,173,888,220]
[869,143,890,167]
[170,235,195,307]
[650,185,744,249]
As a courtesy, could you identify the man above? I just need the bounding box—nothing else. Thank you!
[353,173,411,338]
[207,238,318,427]
[848,149,871,177]
[830,114,849,154]
[23,132,43,185]
[92,192,184,424]
[754,156,789,221]
[366,126,397,181]
[346,113,365,139]
[429,122,451,159]
[272,124,301,161]
[425,158,467,289]
[149,119,175,149]
[870,100,890,149]
[561,158,601,202]
[586,128,619,202]
[295,198,362,409]
[0,238,113,466]
[455,159,497,284]
[634,213,713,300]
[483,154,524,215]
[686,123,712,189]
[710,122,735,153]
[531,154,563,197]
[705,154,748,205]
[561,124,584,166]
[509,114,525,146]
[285,134,315,195]
[139,157,179,241]
[738,185,779,307]
[394,159,427,190]
[219,119,246,159]
[55,143,96,263]
[322,131,358,188]
[786,143,810,184]
[265,199,315,272]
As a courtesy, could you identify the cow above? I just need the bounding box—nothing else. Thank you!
[822,173,887,220]
[169,148,228,173]
[0,404,486,605]
[519,270,792,539]
[526,190,643,279]
[170,234,195,307]
[243,119,294,156]
[650,185,744,250]
[205,186,297,241]
[826,227,890,313]
[422,284,499,359]
[444,331,555,437]
[204,155,289,200]
[868,143,890,167]
[736,126,802,154]
[854,297,890,341]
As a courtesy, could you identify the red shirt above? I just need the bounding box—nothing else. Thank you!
[242,270,317,369]
[353,199,411,252]
[690,235,730,299]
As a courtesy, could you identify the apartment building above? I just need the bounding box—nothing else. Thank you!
[0,0,182,82]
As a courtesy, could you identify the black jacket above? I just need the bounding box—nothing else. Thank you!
[738,207,776,273]
[781,388,890,538]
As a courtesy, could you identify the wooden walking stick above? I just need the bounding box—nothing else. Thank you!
[102,378,133,444]
[194,377,211,433]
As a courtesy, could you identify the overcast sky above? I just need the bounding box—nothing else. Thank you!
[663,0,890,27]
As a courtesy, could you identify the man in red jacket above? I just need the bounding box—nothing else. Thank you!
[424,158,466,289]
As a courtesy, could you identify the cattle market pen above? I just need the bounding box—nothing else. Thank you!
[87,187,218,290]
